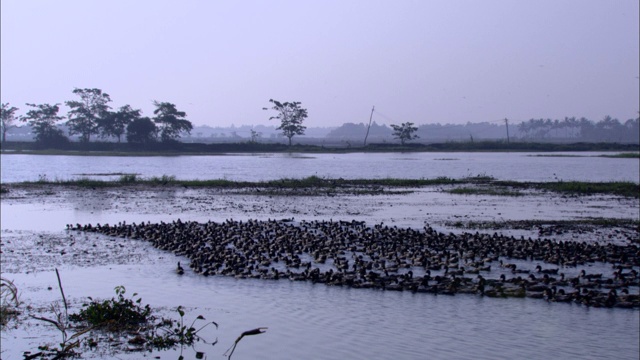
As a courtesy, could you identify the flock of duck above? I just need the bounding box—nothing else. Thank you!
[68,218,640,309]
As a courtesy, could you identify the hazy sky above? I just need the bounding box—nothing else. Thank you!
[1,1,638,128]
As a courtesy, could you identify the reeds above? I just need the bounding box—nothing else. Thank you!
[0,277,20,327]
[8,175,639,198]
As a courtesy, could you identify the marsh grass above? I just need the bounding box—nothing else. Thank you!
[8,175,639,198]
[1,277,20,327]
[598,152,640,158]
[447,187,524,197]
[149,174,177,185]
[119,174,138,183]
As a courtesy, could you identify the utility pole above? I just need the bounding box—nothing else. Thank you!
[363,106,375,146]
[504,118,510,144]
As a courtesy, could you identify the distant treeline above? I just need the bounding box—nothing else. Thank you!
[3,114,639,145]
[326,116,639,144]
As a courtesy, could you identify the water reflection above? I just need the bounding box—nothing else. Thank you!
[3,263,638,360]
[2,152,638,183]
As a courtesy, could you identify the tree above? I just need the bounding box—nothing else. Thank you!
[21,103,68,145]
[250,129,262,143]
[126,117,157,144]
[1,103,19,142]
[98,105,141,142]
[390,122,419,145]
[264,99,307,146]
[65,88,112,142]
[152,101,193,142]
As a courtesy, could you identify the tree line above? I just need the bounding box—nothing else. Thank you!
[517,116,639,143]
[327,117,639,144]
[1,88,193,146]
[3,90,637,146]
[1,91,315,147]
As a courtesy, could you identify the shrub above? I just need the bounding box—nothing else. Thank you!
[69,286,150,330]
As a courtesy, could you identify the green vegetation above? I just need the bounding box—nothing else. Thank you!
[4,175,638,198]
[118,174,138,183]
[527,152,639,158]
[599,152,640,158]
[446,187,524,197]
[495,180,639,198]
[19,271,263,359]
[69,285,151,330]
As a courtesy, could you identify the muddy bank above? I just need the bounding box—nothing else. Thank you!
[2,183,638,279]
[2,183,638,242]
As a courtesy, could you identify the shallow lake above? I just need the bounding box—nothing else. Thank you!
[1,151,639,183]
[1,152,639,359]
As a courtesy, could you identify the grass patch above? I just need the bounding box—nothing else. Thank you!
[119,174,138,183]
[447,187,523,196]
[148,174,176,185]
[598,152,640,158]
[7,175,640,198]
[527,154,584,158]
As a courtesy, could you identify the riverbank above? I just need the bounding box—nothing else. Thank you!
[1,140,639,155]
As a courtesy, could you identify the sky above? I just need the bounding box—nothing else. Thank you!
[1,1,638,128]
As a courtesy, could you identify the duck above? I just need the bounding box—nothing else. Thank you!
[535,265,559,274]
[579,269,602,280]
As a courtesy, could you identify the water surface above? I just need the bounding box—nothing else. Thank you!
[2,152,638,183]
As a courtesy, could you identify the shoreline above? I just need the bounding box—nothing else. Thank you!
[2,182,638,359]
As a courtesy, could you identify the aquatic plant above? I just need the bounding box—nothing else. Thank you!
[27,269,92,359]
[118,173,138,183]
[69,285,150,330]
[10,176,639,198]
[225,327,268,359]
[149,174,177,185]
[0,277,20,327]
[146,305,218,350]
[22,271,261,359]
[446,186,523,196]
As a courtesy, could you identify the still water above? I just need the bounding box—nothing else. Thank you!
[5,257,639,360]
[1,151,639,183]
[1,152,639,359]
